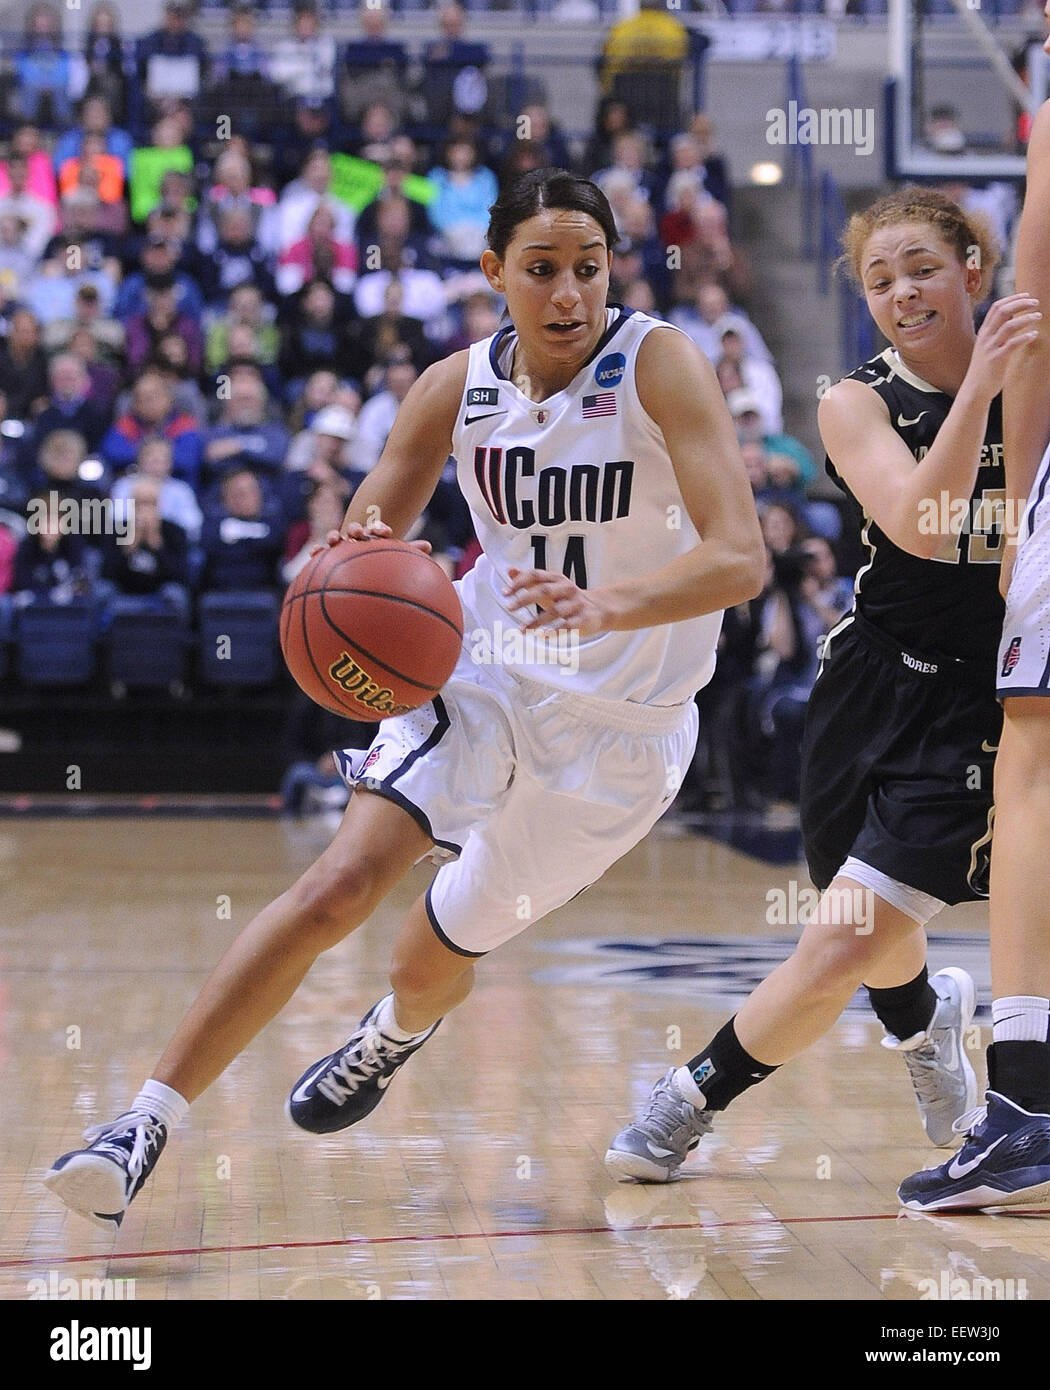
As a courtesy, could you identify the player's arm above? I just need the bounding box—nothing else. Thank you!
[819,290,1040,562]
[339,353,468,541]
[507,330,765,633]
[1003,99,1050,577]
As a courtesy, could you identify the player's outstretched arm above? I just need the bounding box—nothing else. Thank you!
[340,353,469,541]
[1003,98,1050,590]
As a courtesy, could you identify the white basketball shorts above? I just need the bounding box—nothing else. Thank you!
[999,443,1050,697]
[335,639,698,956]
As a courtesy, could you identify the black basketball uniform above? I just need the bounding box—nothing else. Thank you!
[800,347,1004,903]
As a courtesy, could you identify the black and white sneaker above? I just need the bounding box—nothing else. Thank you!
[44,1112,167,1230]
[286,997,440,1135]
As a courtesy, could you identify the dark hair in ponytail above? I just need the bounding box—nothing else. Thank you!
[486,167,618,259]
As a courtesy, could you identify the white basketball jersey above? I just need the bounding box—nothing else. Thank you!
[452,307,724,705]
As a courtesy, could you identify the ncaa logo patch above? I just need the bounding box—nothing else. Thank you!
[1001,636,1022,678]
[594,352,626,389]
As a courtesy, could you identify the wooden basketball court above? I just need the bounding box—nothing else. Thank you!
[3,810,1049,1302]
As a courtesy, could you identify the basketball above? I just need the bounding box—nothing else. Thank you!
[280,539,464,721]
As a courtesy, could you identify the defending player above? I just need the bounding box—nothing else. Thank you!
[43,169,765,1229]
[607,188,1040,1183]
[899,51,1050,1209]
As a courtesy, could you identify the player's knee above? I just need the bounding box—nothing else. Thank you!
[290,858,385,950]
[795,928,878,998]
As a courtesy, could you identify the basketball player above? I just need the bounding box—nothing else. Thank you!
[899,51,1050,1209]
[43,169,766,1228]
[607,188,1041,1183]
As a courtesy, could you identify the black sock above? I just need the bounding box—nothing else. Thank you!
[684,1018,778,1112]
[987,1040,1050,1114]
[866,967,937,1041]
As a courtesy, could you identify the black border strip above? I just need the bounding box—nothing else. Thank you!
[424,882,486,958]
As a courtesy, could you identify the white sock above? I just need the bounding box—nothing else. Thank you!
[132,1080,189,1131]
[992,996,1050,1043]
[374,993,430,1042]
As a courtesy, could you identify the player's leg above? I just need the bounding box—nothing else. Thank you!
[44,790,431,1226]
[606,878,937,1182]
[287,888,477,1134]
[900,698,1050,1211]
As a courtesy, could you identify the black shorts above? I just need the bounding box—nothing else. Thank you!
[799,613,1001,905]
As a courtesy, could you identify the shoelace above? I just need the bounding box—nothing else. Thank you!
[317,1023,413,1103]
[81,1114,164,1182]
[951,1105,989,1139]
[901,1044,952,1106]
[635,1073,709,1147]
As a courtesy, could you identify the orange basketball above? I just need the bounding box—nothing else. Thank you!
[280,539,464,721]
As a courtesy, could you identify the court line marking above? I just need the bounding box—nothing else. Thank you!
[5,1208,1049,1269]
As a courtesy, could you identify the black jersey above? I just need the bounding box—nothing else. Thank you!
[826,347,1005,662]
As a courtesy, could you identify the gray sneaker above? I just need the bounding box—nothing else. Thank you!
[881,967,978,1147]
[605,1067,715,1183]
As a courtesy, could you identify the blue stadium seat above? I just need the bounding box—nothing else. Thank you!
[198,591,281,687]
[106,598,190,692]
[15,602,98,687]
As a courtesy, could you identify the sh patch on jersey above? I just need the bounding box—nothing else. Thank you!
[467,387,499,407]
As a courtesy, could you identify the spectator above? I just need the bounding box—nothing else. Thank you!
[197,149,277,258]
[285,369,359,444]
[661,187,748,303]
[197,206,277,306]
[421,3,490,129]
[344,279,436,385]
[200,467,285,593]
[350,360,416,475]
[269,100,338,193]
[715,321,783,436]
[276,204,358,298]
[101,368,204,487]
[129,113,195,225]
[353,244,446,334]
[203,368,289,483]
[67,326,121,413]
[30,428,105,506]
[275,149,355,253]
[279,279,353,392]
[0,154,58,261]
[80,4,132,125]
[279,687,357,816]
[269,1,337,106]
[685,113,730,213]
[593,131,656,205]
[584,97,634,175]
[354,187,433,274]
[205,283,281,379]
[284,402,357,476]
[114,232,203,322]
[27,353,109,458]
[340,1,409,126]
[427,139,499,264]
[102,476,189,614]
[727,388,817,489]
[58,132,126,206]
[214,3,270,84]
[799,537,854,631]
[670,282,773,365]
[497,138,547,193]
[353,100,400,166]
[0,309,50,420]
[13,3,74,130]
[146,332,209,425]
[282,479,350,583]
[43,282,125,362]
[0,214,37,296]
[111,437,203,543]
[53,95,134,180]
[599,0,692,133]
[125,278,204,376]
[0,125,60,207]
[136,0,209,128]
[14,504,99,606]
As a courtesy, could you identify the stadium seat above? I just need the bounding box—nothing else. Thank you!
[105,598,190,693]
[198,591,281,687]
[15,602,98,687]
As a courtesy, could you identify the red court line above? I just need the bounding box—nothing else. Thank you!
[12,1207,1050,1270]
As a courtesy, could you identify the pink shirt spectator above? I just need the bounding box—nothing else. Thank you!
[276,235,358,296]
[0,151,58,205]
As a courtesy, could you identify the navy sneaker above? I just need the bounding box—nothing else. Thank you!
[287,996,440,1135]
[898,1091,1050,1211]
[44,1112,167,1230]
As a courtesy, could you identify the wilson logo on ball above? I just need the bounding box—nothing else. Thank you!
[328,653,412,716]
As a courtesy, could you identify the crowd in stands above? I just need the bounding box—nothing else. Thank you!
[0,0,860,814]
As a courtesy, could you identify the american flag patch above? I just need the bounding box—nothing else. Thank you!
[582,392,617,418]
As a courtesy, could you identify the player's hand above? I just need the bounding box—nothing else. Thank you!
[966,293,1042,401]
[308,521,432,558]
[503,567,607,636]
